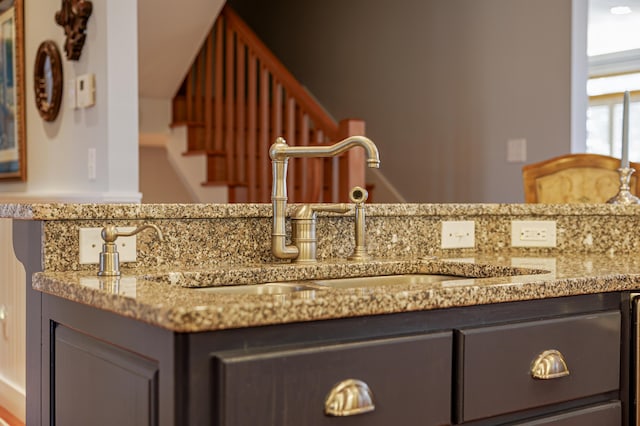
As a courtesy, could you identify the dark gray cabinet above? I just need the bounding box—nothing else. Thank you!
[214,332,452,426]
[40,292,629,426]
[513,401,621,425]
[53,325,159,426]
[458,311,621,423]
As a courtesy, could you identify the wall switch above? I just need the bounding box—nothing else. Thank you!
[507,138,527,163]
[441,220,475,249]
[76,73,96,108]
[79,227,137,264]
[511,220,557,247]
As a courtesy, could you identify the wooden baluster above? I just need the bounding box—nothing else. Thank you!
[259,66,270,203]
[271,80,283,198]
[225,25,236,184]
[309,129,325,203]
[204,30,214,152]
[235,38,246,187]
[194,48,205,124]
[247,52,257,202]
[297,110,309,202]
[284,94,295,203]
[186,63,194,123]
[173,5,371,203]
[213,18,224,153]
[272,80,283,138]
[332,157,341,202]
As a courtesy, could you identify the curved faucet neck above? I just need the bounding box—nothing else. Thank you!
[269,136,380,261]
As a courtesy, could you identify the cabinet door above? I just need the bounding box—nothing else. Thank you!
[53,324,159,426]
[458,311,620,423]
[513,401,621,425]
[213,332,452,426]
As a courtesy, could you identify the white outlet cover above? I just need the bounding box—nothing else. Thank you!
[511,220,557,247]
[441,220,475,249]
[79,227,137,264]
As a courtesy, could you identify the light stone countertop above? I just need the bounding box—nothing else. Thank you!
[32,252,640,332]
[4,202,640,220]
[7,202,640,332]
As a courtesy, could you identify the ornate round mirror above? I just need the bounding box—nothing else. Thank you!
[34,40,63,121]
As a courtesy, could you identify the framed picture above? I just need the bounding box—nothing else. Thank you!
[0,0,25,180]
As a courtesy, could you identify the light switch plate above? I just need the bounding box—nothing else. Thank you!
[507,138,527,163]
[79,227,137,264]
[511,220,557,247]
[441,220,475,249]
[76,73,96,108]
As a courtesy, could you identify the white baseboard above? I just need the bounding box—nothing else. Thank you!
[0,376,25,423]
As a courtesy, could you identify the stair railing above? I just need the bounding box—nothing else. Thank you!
[172,4,367,203]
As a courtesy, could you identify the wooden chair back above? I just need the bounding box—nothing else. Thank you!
[522,153,640,203]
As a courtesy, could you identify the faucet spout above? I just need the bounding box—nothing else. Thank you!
[269,136,380,261]
[270,136,380,168]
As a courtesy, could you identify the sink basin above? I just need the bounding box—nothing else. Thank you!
[311,274,464,289]
[191,274,469,296]
[194,282,319,295]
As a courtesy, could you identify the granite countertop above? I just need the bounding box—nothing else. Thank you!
[4,202,640,221]
[32,252,640,333]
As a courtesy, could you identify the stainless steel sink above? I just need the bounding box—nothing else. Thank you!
[311,274,463,289]
[193,274,466,295]
[194,282,319,295]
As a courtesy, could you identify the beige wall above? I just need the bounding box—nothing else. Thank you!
[230,0,583,203]
[0,0,140,202]
[139,146,195,203]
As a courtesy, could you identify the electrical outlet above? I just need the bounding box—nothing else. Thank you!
[511,221,557,247]
[441,220,475,249]
[79,227,137,264]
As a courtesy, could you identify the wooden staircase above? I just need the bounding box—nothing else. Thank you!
[171,5,369,203]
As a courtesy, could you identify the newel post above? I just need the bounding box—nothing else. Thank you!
[338,119,367,202]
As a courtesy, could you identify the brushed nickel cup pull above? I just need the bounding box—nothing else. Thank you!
[324,379,375,417]
[531,349,570,379]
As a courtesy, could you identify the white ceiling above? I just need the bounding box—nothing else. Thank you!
[589,0,640,55]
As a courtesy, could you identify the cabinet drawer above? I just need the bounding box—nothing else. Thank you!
[458,311,620,423]
[513,401,621,425]
[213,332,452,426]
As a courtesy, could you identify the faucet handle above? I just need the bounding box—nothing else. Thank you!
[310,203,351,215]
[293,203,351,219]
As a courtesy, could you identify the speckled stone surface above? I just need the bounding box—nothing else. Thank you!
[6,202,640,332]
[31,253,640,332]
[4,203,640,272]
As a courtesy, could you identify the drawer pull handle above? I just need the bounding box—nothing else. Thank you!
[324,379,375,416]
[531,349,570,379]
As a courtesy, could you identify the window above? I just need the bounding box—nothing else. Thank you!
[586,73,640,160]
